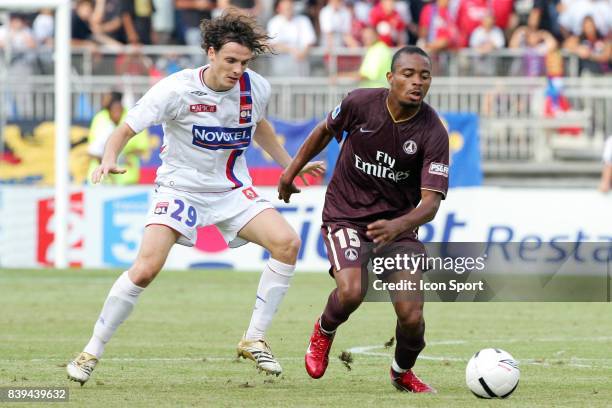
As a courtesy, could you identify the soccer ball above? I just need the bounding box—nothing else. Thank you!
[465,348,520,399]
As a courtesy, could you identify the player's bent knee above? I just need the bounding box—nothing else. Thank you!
[269,233,301,263]
[129,259,163,287]
[337,284,365,311]
[397,309,423,331]
[286,234,301,256]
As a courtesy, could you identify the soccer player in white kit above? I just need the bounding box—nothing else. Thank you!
[66,12,324,384]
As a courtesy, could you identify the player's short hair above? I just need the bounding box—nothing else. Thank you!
[200,10,271,56]
[391,46,431,72]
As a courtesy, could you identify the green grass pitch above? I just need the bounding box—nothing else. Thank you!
[1,269,611,407]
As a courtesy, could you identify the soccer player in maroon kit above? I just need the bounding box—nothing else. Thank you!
[278,46,449,393]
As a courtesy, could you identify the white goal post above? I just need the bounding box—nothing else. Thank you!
[0,0,71,268]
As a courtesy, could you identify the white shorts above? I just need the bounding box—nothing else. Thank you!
[146,185,274,247]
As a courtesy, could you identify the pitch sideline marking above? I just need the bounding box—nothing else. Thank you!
[1,337,610,368]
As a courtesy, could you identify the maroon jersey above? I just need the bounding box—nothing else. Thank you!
[323,88,449,227]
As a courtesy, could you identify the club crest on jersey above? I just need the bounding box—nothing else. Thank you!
[403,140,418,155]
[331,104,341,120]
[154,201,169,215]
[429,162,449,177]
[192,125,252,150]
[190,104,217,113]
[242,187,259,200]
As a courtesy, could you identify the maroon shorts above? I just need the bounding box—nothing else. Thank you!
[321,222,426,276]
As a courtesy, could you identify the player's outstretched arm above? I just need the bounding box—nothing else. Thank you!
[366,189,443,250]
[254,118,325,188]
[278,120,334,203]
[253,118,293,168]
[91,123,136,184]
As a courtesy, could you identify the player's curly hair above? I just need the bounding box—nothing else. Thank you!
[200,10,271,56]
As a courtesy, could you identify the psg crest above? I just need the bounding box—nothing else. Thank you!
[344,248,359,261]
[403,140,417,155]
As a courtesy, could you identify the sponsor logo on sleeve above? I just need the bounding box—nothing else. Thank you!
[331,104,341,120]
[191,125,252,150]
[190,104,217,113]
[429,162,449,177]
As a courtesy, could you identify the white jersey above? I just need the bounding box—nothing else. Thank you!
[125,66,271,192]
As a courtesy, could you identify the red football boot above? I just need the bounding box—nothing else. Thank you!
[305,318,335,379]
[390,368,437,393]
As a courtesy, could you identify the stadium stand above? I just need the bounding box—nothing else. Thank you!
[1,0,610,187]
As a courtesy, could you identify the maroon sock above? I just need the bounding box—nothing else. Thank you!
[320,288,359,332]
[394,319,425,370]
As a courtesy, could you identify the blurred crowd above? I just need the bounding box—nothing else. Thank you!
[0,0,610,77]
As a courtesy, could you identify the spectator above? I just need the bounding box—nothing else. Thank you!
[87,92,150,185]
[469,13,505,75]
[353,0,374,25]
[305,0,326,37]
[71,0,97,48]
[543,76,574,121]
[564,15,611,75]
[71,0,121,49]
[174,0,213,46]
[336,25,393,87]
[509,26,557,76]
[0,13,36,53]
[407,0,429,43]
[152,0,175,44]
[600,135,612,193]
[319,0,359,50]
[456,0,514,47]
[348,0,369,44]
[418,0,458,54]
[527,0,563,41]
[216,0,262,18]
[369,0,407,46]
[0,13,37,77]
[469,13,505,52]
[121,0,155,45]
[267,0,317,76]
[558,0,611,40]
[32,9,55,73]
[91,0,126,43]
[33,9,54,47]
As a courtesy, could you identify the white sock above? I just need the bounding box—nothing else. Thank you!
[84,271,144,358]
[392,358,408,374]
[319,315,336,335]
[245,258,295,341]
